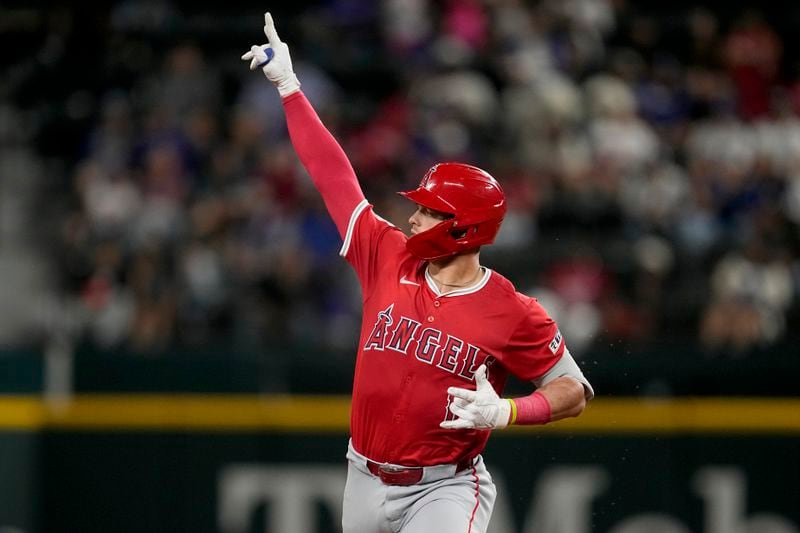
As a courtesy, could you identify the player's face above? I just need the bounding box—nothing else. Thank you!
[409,205,452,235]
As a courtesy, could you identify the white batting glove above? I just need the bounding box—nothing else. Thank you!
[440,365,511,430]
[240,12,301,97]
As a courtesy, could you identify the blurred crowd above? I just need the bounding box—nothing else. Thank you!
[2,0,800,358]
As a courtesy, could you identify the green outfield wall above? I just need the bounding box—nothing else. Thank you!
[0,395,798,533]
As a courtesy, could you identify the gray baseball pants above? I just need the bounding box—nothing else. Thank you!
[342,441,497,533]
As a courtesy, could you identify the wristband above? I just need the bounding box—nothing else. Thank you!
[507,399,518,425]
[512,391,551,425]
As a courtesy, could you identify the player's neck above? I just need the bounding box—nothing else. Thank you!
[426,254,482,293]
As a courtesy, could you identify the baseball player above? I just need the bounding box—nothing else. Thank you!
[242,13,594,533]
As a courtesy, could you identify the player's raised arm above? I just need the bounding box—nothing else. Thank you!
[241,12,366,238]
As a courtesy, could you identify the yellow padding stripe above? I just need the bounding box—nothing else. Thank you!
[0,396,799,434]
[0,395,350,432]
[525,397,800,435]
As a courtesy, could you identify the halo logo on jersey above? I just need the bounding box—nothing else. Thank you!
[363,304,395,351]
[363,302,488,380]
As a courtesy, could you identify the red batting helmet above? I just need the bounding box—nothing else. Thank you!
[398,162,507,261]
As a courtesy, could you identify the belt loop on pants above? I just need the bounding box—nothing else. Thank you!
[365,457,475,486]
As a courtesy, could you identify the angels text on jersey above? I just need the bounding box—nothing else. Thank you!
[363,303,493,381]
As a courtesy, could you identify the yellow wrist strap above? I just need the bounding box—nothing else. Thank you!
[507,398,518,425]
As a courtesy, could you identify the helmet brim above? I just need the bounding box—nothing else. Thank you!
[398,188,456,214]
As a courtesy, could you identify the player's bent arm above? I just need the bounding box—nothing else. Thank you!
[521,376,586,423]
[440,355,592,431]
[507,347,593,426]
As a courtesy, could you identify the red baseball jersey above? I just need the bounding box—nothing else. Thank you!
[340,200,565,467]
[282,91,565,468]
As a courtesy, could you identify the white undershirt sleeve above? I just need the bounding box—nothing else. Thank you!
[533,348,594,400]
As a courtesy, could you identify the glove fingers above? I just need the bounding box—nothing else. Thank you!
[474,364,489,386]
[449,403,473,419]
[264,12,282,44]
[453,397,470,409]
[447,387,476,402]
[440,419,474,430]
[245,45,261,70]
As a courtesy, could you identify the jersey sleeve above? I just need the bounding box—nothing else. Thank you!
[498,300,566,382]
[283,92,366,238]
[339,201,408,293]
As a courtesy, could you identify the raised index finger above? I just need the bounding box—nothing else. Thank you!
[263,12,281,44]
